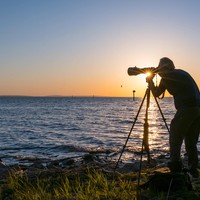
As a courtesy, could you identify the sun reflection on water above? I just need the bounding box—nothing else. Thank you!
[148,99,169,149]
[118,97,171,162]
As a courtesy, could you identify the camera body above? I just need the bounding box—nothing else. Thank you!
[128,66,158,76]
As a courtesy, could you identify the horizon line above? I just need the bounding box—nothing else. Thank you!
[0,95,173,98]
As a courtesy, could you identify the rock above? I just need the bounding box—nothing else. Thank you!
[30,162,45,169]
[0,162,8,169]
[47,160,60,168]
[82,154,96,163]
[157,154,167,159]
[61,158,75,167]
[118,162,140,173]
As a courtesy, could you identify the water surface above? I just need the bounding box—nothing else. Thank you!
[0,96,198,165]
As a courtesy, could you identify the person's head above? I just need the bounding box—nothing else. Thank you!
[157,57,175,75]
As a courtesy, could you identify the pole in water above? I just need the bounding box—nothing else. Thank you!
[133,90,136,101]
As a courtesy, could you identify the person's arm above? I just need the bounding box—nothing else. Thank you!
[146,77,166,97]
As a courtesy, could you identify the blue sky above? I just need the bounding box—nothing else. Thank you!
[1,0,200,96]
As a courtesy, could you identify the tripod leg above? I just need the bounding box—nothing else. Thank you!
[152,94,170,133]
[114,88,148,170]
[143,87,151,161]
[137,87,152,187]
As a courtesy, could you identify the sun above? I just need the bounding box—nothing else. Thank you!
[139,71,152,81]
[145,72,152,77]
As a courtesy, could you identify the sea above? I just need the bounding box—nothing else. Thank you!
[0,96,199,166]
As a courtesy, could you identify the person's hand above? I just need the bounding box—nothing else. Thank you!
[146,74,155,83]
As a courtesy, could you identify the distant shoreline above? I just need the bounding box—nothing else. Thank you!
[0,95,173,98]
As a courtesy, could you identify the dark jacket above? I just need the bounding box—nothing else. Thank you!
[154,69,200,110]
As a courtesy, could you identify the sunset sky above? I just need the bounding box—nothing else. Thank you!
[1,0,200,97]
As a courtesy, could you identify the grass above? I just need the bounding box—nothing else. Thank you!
[0,168,139,200]
[0,167,199,200]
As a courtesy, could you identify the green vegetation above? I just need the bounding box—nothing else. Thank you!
[0,169,139,200]
[0,168,199,200]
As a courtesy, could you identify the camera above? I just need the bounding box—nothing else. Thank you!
[128,66,159,76]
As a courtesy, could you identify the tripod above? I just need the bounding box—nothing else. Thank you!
[115,83,170,186]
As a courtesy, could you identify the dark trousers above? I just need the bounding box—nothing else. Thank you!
[170,107,200,170]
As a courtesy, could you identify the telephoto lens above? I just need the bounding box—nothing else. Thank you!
[127,67,145,76]
[128,67,157,76]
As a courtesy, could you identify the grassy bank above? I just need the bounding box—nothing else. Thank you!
[0,167,199,200]
[1,169,138,200]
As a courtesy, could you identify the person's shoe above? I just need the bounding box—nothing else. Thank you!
[167,161,183,173]
[189,168,199,178]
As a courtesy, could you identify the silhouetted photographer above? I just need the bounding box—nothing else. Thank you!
[147,57,200,178]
